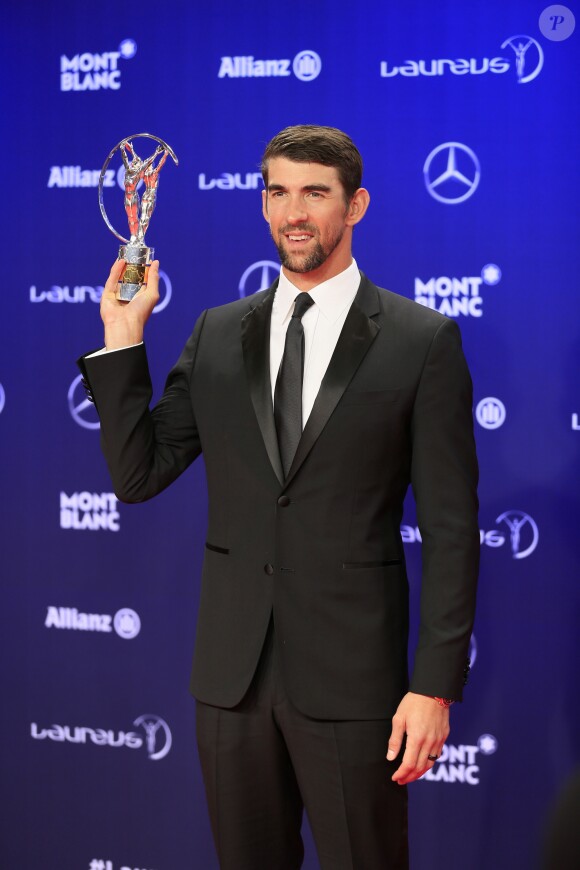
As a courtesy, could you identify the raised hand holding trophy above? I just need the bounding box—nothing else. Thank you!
[99,133,178,301]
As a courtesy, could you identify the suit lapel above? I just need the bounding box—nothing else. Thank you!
[241,283,284,485]
[285,275,381,487]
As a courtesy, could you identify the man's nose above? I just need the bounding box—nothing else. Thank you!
[286,197,308,224]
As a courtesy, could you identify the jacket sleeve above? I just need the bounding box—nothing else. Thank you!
[408,317,480,701]
[77,310,207,503]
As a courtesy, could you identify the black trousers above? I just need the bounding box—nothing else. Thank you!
[195,621,409,870]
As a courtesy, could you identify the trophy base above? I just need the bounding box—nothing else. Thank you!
[117,243,155,301]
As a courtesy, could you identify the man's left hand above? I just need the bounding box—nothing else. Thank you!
[387,691,450,785]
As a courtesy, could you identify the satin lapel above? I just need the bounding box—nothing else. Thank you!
[285,276,381,487]
[241,284,284,486]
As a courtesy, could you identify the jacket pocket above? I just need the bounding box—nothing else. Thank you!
[342,559,402,570]
[205,542,230,555]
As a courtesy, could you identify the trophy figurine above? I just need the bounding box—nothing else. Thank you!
[98,133,178,301]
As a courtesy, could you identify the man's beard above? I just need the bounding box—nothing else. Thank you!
[274,224,345,274]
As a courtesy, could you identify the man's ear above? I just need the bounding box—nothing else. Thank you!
[262,189,270,223]
[345,188,370,226]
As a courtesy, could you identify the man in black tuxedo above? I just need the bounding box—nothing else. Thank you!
[79,125,479,869]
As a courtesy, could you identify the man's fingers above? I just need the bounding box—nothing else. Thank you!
[103,258,125,299]
[386,716,405,761]
[391,740,421,782]
[391,743,444,785]
[145,260,160,302]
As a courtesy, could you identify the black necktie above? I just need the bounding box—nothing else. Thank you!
[274,292,315,478]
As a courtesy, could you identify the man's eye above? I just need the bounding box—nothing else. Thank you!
[308,191,322,198]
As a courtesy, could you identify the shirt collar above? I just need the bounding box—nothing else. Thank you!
[274,259,360,325]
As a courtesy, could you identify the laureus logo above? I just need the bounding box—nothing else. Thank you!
[134,714,172,760]
[495,511,539,559]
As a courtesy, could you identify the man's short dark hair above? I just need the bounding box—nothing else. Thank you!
[261,125,363,202]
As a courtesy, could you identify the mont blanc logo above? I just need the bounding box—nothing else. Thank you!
[60,491,119,532]
[238,260,279,298]
[198,171,263,191]
[380,34,543,83]
[415,263,501,317]
[45,606,141,639]
[402,510,539,559]
[89,859,155,870]
[134,714,172,760]
[31,270,170,312]
[421,733,498,786]
[31,713,172,761]
[476,397,506,430]
[218,50,321,81]
[60,39,137,92]
[424,143,480,204]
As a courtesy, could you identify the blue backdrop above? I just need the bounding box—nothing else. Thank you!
[1,2,579,868]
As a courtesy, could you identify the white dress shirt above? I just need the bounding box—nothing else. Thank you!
[270,259,360,427]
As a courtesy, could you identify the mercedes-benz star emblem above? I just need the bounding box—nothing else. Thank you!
[68,374,100,430]
[238,260,279,298]
[424,142,480,205]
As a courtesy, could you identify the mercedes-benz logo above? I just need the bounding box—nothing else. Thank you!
[238,260,279,298]
[68,374,100,430]
[424,142,480,205]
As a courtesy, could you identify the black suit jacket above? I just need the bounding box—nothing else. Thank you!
[79,274,479,720]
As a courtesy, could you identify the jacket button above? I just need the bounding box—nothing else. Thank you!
[264,563,274,575]
[277,495,290,507]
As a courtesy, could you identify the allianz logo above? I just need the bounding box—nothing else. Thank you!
[218,51,321,81]
[198,171,263,191]
[45,606,141,639]
[219,56,292,77]
[48,166,115,188]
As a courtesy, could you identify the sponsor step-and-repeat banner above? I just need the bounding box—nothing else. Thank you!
[1,2,579,869]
